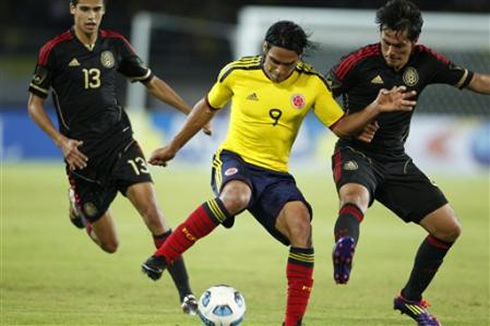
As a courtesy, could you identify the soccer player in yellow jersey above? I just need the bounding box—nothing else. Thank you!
[141,21,416,325]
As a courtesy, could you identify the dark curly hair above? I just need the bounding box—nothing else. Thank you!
[264,21,315,56]
[376,0,423,41]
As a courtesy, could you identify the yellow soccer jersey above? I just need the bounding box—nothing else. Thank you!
[207,55,344,172]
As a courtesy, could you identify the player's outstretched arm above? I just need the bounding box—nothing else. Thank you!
[144,76,212,135]
[149,97,217,167]
[331,86,416,138]
[27,93,88,170]
[467,73,490,95]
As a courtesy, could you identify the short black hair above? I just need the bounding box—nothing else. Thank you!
[376,0,423,41]
[264,21,313,56]
[70,0,105,6]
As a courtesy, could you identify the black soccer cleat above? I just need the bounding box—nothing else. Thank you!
[68,188,87,229]
[141,255,167,281]
[181,294,198,315]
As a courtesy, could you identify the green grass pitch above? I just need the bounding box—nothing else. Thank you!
[2,163,488,325]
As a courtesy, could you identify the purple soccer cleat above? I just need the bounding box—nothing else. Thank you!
[332,236,355,284]
[393,294,442,326]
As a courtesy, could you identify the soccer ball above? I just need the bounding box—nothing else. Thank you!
[197,285,246,326]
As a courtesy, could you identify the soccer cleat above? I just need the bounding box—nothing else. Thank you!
[332,236,355,284]
[68,188,87,229]
[181,294,198,315]
[141,255,167,281]
[393,294,442,326]
[282,320,303,326]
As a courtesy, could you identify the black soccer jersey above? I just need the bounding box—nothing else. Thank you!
[29,28,153,160]
[325,43,474,157]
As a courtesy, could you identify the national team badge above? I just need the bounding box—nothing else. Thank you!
[291,94,306,109]
[83,202,98,218]
[402,67,419,87]
[224,167,238,176]
[343,161,358,171]
[33,67,48,85]
[100,51,115,68]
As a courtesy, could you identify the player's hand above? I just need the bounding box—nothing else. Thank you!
[58,136,88,170]
[376,86,416,112]
[148,145,177,167]
[357,121,379,143]
[203,121,212,136]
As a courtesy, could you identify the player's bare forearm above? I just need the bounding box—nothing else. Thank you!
[27,93,88,170]
[468,73,490,94]
[146,76,192,114]
[149,98,216,166]
[169,98,216,151]
[332,86,416,138]
[27,93,64,145]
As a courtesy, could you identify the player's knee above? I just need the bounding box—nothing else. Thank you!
[435,218,462,242]
[340,189,369,210]
[100,240,119,254]
[220,183,251,214]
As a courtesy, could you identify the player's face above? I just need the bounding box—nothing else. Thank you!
[263,45,300,83]
[70,0,105,35]
[380,29,416,71]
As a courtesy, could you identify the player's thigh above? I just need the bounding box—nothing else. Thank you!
[332,146,379,206]
[248,173,312,246]
[91,210,118,244]
[375,161,448,223]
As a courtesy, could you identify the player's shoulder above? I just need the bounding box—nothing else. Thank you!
[217,55,263,82]
[38,29,74,65]
[295,61,322,77]
[333,43,381,79]
[100,29,128,41]
[413,44,450,64]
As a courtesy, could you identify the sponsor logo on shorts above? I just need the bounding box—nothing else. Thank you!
[291,94,306,109]
[224,167,238,176]
[83,202,98,218]
[343,161,358,171]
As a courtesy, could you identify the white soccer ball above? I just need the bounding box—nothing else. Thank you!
[197,285,246,326]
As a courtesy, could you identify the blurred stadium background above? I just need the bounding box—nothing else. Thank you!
[1,1,489,325]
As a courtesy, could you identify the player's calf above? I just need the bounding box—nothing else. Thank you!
[332,236,355,284]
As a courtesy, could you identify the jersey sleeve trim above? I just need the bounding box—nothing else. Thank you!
[328,113,345,130]
[205,95,220,110]
[28,83,49,98]
[456,69,473,89]
[129,69,152,83]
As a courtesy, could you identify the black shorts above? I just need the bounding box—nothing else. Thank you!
[68,140,153,223]
[331,145,448,223]
[211,149,312,246]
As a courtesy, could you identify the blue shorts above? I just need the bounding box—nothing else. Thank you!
[211,149,312,246]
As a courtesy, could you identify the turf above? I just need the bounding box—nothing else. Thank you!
[1,163,488,326]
